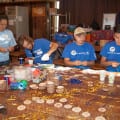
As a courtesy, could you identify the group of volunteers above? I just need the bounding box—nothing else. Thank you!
[0,14,120,72]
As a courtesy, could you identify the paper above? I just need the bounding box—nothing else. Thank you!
[9,20,14,26]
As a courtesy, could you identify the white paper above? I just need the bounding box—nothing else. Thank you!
[9,20,14,26]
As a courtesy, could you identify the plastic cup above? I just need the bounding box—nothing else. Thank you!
[108,72,115,86]
[28,59,33,65]
[99,70,106,83]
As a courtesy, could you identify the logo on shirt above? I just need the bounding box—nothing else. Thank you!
[34,49,43,56]
[109,47,115,52]
[0,34,9,41]
[71,50,90,56]
[71,50,77,55]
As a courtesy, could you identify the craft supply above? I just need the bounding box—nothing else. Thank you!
[36,99,45,104]
[46,99,54,104]
[4,74,10,87]
[98,107,106,112]
[0,105,7,114]
[72,107,81,113]
[10,82,19,90]
[54,102,63,108]
[64,104,72,109]
[39,83,46,90]
[29,84,38,90]
[69,78,82,84]
[0,80,7,90]
[32,97,40,102]
[47,81,55,93]
[23,100,32,105]
[81,112,91,118]
[17,105,26,111]
[59,98,67,103]
[19,57,24,64]
[18,80,28,90]
[56,86,64,93]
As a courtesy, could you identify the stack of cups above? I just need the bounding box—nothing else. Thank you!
[99,70,106,84]
[46,81,55,93]
[47,69,55,81]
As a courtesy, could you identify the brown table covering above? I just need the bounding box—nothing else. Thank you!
[0,67,120,120]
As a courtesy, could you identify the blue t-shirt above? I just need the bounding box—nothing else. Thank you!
[25,38,52,64]
[0,29,16,62]
[62,42,96,69]
[100,41,120,72]
[54,33,73,44]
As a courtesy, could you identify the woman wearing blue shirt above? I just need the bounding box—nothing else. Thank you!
[18,35,58,64]
[62,27,96,69]
[0,14,16,66]
[100,25,120,72]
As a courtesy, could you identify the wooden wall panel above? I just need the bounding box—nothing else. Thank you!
[32,4,47,39]
[59,0,120,28]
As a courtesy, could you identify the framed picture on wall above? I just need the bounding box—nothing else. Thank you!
[102,13,116,30]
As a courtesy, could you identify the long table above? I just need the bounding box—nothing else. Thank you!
[0,67,120,120]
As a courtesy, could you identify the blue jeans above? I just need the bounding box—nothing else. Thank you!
[0,60,10,66]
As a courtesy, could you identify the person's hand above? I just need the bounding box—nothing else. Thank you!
[112,62,119,67]
[0,47,8,52]
[7,47,13,52]
[81,61,88,66]
[74,60,81,66]
[41,53,49,61]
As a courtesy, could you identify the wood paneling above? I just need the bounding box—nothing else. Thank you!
[0,1,54,39]
[59,0,120,28]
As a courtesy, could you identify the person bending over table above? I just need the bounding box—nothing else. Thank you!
[0,14,16,66]
[100,25,120,72]
[18,35,58,64]
[62,27,96,69]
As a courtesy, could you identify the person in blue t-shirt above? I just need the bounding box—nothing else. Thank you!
[18,35,58,64]
[100,25,120,72]
[62,27,96,69]
[54,26,73,45]
[0,14,17,66]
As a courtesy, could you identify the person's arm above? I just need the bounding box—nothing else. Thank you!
[82,61,95,66]
[101,56,120,67]
[8,46,14,52]
[47,42,58,56]
[64,58,81,67]
[25,49,33,57]
[0,47,8,52]
[64,58,95,67]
